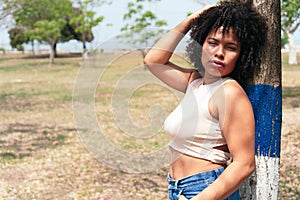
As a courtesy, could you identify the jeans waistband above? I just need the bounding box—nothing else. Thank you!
[166,167,225,186]
[167,173,178,186]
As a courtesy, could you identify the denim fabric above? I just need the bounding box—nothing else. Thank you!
[167,167,240,200]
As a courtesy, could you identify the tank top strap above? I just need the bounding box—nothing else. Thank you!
[205,77,234,97]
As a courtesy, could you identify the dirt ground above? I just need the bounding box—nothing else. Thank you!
[0,106,298,200]
[279,106,300,199]
[0,54,299,199]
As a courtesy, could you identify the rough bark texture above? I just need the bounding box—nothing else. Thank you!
[253,0,281,86]
[240,172,257,199]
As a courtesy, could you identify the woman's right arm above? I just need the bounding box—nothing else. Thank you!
[143,7,211,92]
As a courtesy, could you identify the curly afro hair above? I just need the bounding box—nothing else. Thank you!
[187,0,267,88]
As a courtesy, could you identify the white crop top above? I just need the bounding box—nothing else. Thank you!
[164,78,233,164]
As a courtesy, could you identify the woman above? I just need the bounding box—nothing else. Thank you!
[144,1,267,200]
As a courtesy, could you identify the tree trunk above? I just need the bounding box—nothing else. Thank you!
[54,43,58,58]
[81,32,89,59]
[31,40,35,57]
[240,0,282,199]
[286,31,298,65]
[49,42,55,65]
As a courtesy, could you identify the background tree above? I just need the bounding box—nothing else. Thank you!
[281,0,300,65]
[0,0,19,21]
[8,26,28,51]
[1,0,36,54]
[25,19,66,64]
[70,0,104,57]
[120,0,167,58]
[10,0,74,63]
[2,0,108,60]
[281,31,288,49]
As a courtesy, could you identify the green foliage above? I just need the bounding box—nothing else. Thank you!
[3,0,108,62]
[4,0,106,49]
[6,0,74,63]
[70,0,105,50]
[2,0,108,56]
[8,27,28,50]
[28,19,66,44]
[120,0,167,49]
[281,0,300,46]
[281,31,288,49]
[13,0,73,27]
[281,0,300,30]
[70,1,104,34]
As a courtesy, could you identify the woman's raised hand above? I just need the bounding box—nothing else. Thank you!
[187,4,215,22]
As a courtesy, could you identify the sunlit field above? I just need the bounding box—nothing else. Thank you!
[0,52,299,199]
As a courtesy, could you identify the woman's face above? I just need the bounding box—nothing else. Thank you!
[201,27,241,80]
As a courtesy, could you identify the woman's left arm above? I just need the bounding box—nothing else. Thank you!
[193,81,256,200]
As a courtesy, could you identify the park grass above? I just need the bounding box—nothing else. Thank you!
[279,53,300,199]
[0,51,299,199]
[93,51,184,153]
[0,54,80,162]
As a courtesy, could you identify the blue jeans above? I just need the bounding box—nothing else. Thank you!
[167,167,240,200]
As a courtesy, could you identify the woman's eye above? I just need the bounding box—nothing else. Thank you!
[208,41,217,46]
[226,46,237,51]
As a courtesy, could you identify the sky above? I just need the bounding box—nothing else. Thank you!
[0,0,299,52]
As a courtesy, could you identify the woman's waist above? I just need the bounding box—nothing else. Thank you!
[169,151,225,180]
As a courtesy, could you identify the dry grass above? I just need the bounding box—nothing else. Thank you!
[0,52,299,199]
[279,53,300,199]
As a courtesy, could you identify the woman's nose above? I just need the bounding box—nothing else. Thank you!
[215,46,225,59]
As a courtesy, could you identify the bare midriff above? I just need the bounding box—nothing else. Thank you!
[169,146,228,180]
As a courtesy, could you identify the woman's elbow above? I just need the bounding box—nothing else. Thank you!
[143,58,153,71]
[234,157,256,179]
[143,57,150,65]
[244,158,256,177]
[143,56,164,71]
[249,160,256,174]
[143,51,156,64]
[143,56,161,66]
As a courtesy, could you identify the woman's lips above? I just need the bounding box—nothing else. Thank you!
[211,60,225,68]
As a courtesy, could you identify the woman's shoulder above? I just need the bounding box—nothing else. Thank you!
[222,79,249,101]
[213,78,248,101]
[212,79,252,118]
